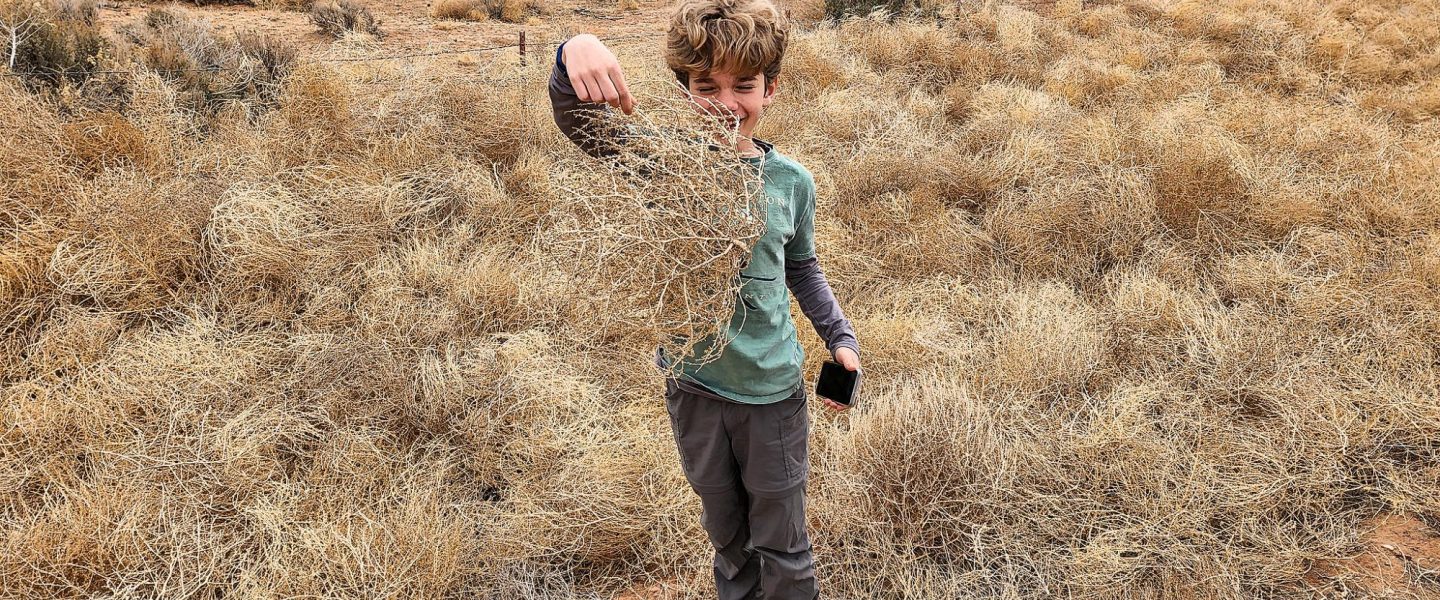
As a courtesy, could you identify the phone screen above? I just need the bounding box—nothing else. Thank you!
[816,361,858,405]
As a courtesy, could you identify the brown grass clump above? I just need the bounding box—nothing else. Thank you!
[253,0,314,9]
[822,0,944,20]
[541,86,767,365]
[60,110,159,172]
[430,0,488,20]
[309,0,383,38]
[3,1,1440,598]
[113,6,298,117]
[429,0,544,23]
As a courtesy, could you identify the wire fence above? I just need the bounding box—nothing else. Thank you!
[0,0,1076,81]
[0,30,660,80]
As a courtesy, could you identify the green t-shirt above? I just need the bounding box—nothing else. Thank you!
[658,138,817,404]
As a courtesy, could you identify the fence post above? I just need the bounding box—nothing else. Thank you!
[519,30,527,67]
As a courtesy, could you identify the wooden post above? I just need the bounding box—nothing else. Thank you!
[519,30,527,66]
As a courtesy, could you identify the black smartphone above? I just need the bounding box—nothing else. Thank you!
[815,360,861,408]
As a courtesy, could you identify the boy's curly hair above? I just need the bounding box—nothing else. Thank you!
[665,0,790,88]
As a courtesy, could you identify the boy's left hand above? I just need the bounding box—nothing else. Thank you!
[819,347,861,412]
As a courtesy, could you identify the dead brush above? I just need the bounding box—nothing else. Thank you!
[0,0,108,93]
[201,182,363,291]
[309,0,383,39]
[430,0,544,23]
[355,224,530,347]
[253,0,314,9]
[539,86,768,365]
[823,0,947,20]
[116,6,299,116]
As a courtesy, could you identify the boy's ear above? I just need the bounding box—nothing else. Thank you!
[763,76,779,105]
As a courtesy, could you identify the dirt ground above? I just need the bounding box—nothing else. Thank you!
[1307,513,1440,598]
[97,0,677,69]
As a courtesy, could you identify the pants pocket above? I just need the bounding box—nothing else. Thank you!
[663,380,693,475]
[777,388,809,486]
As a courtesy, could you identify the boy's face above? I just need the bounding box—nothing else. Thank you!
[685,68,777,143]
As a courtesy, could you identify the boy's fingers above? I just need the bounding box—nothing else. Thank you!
[574,73,594,103]
[611,66,634,114]
[579,71,604,104]
[585,73,606,105]
[596,73,622,110]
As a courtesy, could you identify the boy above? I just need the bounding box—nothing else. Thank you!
[549,1,861,597]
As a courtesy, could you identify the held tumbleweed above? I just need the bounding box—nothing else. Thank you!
[541,85,770,365]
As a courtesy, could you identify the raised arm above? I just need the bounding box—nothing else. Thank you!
[550,34,635,159]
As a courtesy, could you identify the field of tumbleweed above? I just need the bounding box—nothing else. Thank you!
[3,0,1440,597]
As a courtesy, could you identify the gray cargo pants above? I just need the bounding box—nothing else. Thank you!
[663,378,818,600]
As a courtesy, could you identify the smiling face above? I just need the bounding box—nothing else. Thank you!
[685,69,778,148]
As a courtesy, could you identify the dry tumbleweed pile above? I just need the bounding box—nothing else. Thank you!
[541,87,769,364]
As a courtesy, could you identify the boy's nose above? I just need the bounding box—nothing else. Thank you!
[693,93,741,119]
[714,91,741,114]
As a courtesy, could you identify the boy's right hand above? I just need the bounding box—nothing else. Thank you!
[562,34,635,115]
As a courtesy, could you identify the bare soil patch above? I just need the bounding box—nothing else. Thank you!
[1309,513,1440,598]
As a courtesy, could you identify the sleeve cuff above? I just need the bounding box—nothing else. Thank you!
[829,339,860,359]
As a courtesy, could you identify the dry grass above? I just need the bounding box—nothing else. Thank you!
[253,0,315,10]
[2,0,1439,598]
[0,0,108,93]
[429,0,545,23]
[114,6,299,116]
[309,0,383,38]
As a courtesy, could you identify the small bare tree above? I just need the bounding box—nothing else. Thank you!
[1,11,39,70]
